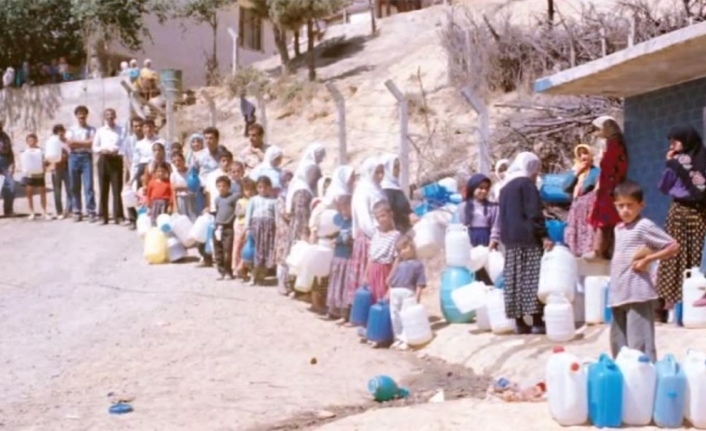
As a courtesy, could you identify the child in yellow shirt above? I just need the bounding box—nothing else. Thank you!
[234,178,255,280]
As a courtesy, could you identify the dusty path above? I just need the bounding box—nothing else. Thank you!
[0,215,423,430]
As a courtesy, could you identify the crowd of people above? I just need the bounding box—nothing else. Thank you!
[1,106,705,357]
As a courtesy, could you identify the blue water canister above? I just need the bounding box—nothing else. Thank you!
[546,220,567,244]
[186,166,200,192]
[588,353,623,428]
[604,285,612,324]
[494,272,505,289]
[539,173,573,204]
[675,302,683,327]
[653,354,686,428]
[366,301,393,344]
[241,234,254,262]
[205,221,214,254]
[440,267,475,323]
[350,286,373,327]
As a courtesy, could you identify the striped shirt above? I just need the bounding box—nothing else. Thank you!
[369,229,401,264]
[609,217,675,307]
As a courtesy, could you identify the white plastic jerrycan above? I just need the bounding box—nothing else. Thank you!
[545,346,588,426]
[485,250,505,282]
[682,267,706,329]
[469,245,489,272]
[585,276,610,324]
[445,224,471,267]
[486,288,515,334]
[538,245,578,303]
[189,214,213,244]
[616,347,656,426]
[544,294,575,342]
[400,298,433,347]
[21,148,44,176]
[451,281,491,314]
[683,349,706,428]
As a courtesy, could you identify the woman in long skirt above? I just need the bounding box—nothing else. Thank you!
[346,157,386,306]
[284,162,318,296]
[656,126,706,310]
[498,152,551,334]
[274,170,294,295]
[563,144,600,257]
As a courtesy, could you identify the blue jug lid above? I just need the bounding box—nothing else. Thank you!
[638,355,650,363]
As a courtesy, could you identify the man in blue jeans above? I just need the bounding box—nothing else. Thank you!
[67,105,97,222]
[0,120,15,217]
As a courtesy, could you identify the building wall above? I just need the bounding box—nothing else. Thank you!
[623,77,706,224]
[112,7,280,88]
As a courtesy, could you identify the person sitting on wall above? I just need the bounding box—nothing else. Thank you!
[137,59,160,100]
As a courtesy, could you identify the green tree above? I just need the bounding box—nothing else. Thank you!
[173,0,238,85]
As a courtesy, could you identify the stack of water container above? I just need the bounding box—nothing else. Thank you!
[546,346,706,428]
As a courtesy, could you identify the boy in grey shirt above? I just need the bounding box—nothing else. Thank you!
[213,175,239,280]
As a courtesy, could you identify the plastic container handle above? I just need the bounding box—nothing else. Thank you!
[665,354,678,374]
[685,269,692,279]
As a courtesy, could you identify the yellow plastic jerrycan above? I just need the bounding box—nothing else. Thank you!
[144,227,168,264]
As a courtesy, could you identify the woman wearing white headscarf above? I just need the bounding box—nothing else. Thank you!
[489,158,510,202]
[249,145,283,188]
[498,151,552,335]
[346,157,387,306]
[380,153,414,233]
[309,165,354,240]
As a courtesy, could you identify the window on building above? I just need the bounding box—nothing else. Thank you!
[239,7,263,51]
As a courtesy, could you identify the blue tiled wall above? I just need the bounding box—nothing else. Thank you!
[623,77,706,225]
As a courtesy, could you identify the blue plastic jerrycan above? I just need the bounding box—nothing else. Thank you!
[350,286,373,327]
[588,353,623,428]
[366,301,393,344]
[241,234,255,262]
[440,266,475,323]
[654,354,686,428]
[186,166,200,192]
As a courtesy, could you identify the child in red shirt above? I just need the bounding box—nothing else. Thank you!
[146,162,172,225]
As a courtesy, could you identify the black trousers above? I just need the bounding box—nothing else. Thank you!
[98,154,124,222]
[213,224,235,276]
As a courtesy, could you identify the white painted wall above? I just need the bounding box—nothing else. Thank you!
[112,6,281,88]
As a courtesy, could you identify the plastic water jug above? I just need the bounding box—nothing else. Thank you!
[366,301,393,344]
[485,250,505,282]
[604,285,612,324]
[588,353,623,428]
[204,221,214,254]
[438,177,458,194]
[546,346,588,426]
[440,267,475,323]
[350,286,373,327]
[186,166,200,192]
[683,350,706,428]
[584,276,609,324]
[546,219,567,244]
[189,214,212,244]
[616,347,656,426]
[121,189,138,208]
[494,272,505,289]
[368,375,409,402]
[241,234,255,262]
[21,148,44,176]
[144,228,168,264]
[538,245,578,303]
[307,244,334,278]
[451,281,491,314]
[295,266,314,293]
[682,267,706,328]
[166,233,187,263]
[540,172,573,204]
[413,218,444,259]
[544,294,576,342]
[156,213,171,233]
[318,209,339,237]
[136,212,151,238]
[170,214,194,247]
[44,136,63,163]
[486,288,515,334]
[400,298,433,346]
[654,354,686,428]
[445,224,471,267]
[285,240,310,275]
[469,245,489,272]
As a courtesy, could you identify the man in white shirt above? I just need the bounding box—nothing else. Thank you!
[93,108,126,225]
[130,119,159,189]
[67,105,97,222]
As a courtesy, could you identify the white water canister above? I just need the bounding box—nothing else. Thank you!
[286,240,311,276]
[21,148,44,176]
[682,267,706,329]
[438,177,458,194]
[684,350,706,428]
[121,189,138,208]
[413,217,444,259]
[44,136,63,163]
[166,234,188,263]
[476,303,491,331]
[585,276,610,324]
[486,288,515,334]
[538,245,578,303]
[295,265,314,293]
[445,224,471,267]
[136,213,151,238]
[170,214,195,247]
[156,213,171,232]
[485,250,505,282]
[318,209,340,237]
[615,346,656,426]
[144,227,168,264]
[545,346,588,426]
[544,294,575,342]
[400,298,433,346]
[189,214,212,244]
[469,245,489,272]
[307,244,334,278]
[451,281,490,314]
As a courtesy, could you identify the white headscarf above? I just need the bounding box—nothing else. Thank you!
[352,157,386,237]
[494,159,510,179]
[317,175,330,197]
[300,142,326,168]
[503,152,541,185]
[285,161,317,213]
[250,145,282,181]
[592,115,616,130]
[323,165,354,207]
[380,153,400,190]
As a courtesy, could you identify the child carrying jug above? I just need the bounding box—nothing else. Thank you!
[609,180,679,361]
[386,234,427,351]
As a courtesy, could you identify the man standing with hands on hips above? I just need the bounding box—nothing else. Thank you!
[93,108,126,225]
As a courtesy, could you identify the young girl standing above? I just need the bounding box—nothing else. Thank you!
[234,177,255,280]
[23,134,50,220]
[498,152,551,335]
[245,176,277,285]
[326,194,354,321]
[170,152,198,221]
[367,200,401,303]
[146,162,172,225]
[142,141,171,186]
[457,173,500,284]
